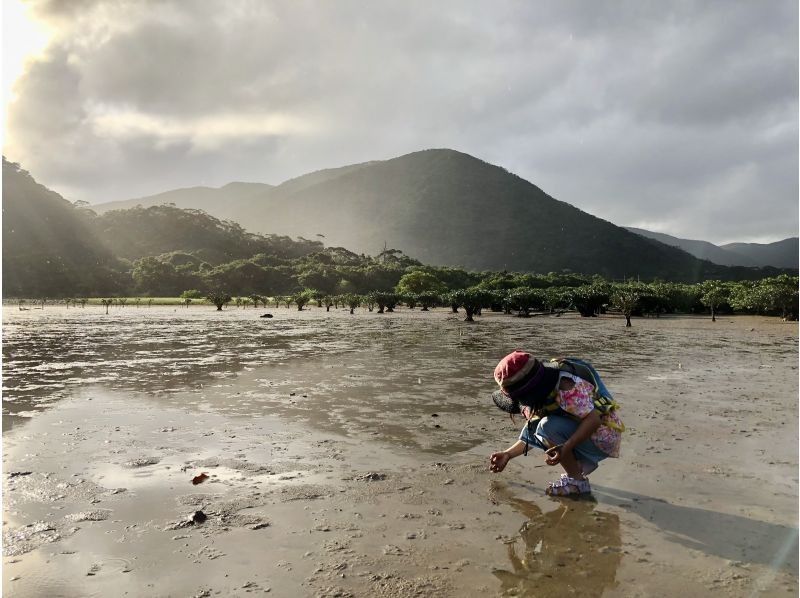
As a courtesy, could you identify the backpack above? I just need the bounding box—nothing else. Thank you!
[523,358,625,455]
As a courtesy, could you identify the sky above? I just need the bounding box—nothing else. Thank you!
[2,0,798,245]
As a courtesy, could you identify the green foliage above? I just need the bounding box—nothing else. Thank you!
[342,293,362,313]
[759,275,799,318]
[206,290,233,311]
[396,270,446,295]
[133,257,183,296]
[542,286,570,312]
[401,292,418,309]
[180,289,205,299]
[292,289,316,311]
[698,280,731,321]
[476,272,519,292]
[375,248,421,268]
[424,266,480,290]
[610,283,650,326]
[506,287,543,316]
[729,276,799,318]
[297,266,339,295]
[568,283,610,317]
[417,291,440,311]
[451,287,493,322]
[368,291,399,313]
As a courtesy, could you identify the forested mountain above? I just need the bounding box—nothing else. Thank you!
[95,205,322,264]
[2,158,325,297]
[626,227,798,269]
[4,152,794,298]
[94,149,791,281]
[720,238,799,269]
[2,157,126,296]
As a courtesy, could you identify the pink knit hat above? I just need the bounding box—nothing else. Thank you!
[491,350,559,413]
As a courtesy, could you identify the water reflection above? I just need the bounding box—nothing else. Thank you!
[490,481,622,597]
[4,308,791,438]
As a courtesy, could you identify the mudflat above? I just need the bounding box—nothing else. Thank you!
[3,307,798,597]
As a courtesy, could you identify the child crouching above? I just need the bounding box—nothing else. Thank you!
[488,351,623,496]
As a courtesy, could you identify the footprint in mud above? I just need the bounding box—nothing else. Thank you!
[85,556,135,576]
[123,457,161,468]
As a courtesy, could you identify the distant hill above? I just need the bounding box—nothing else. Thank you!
[2,157,127,296]
[96,181,275,222]
[95,149,786,281]
[94,204,323,264]
[721,238,799,269]
[626,227,798,269]
[624,227,758,267]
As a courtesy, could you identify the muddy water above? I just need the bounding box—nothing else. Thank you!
[3,306,798,597]
[2,305,665,442]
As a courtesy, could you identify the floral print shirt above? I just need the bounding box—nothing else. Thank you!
[525,373,622,458]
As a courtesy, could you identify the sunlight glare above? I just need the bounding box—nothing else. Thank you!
[3,0,51,109]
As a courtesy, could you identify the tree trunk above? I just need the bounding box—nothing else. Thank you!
[711,306,716,322]
[350,307,354,314]
[464,307,475,322]
[216,305,223,311]
[625,314,631,327]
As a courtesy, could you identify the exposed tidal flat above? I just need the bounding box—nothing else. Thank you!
[2,305,798,597]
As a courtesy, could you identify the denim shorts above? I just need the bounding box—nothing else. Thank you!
[519,415,609,475]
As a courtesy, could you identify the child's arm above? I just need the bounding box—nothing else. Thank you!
[545,410,601,466]
[489,439,527,473]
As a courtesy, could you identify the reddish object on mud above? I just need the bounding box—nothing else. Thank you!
[191,472,209,485]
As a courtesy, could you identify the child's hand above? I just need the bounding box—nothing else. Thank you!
[489,451,511,473]
[544,445,563,466]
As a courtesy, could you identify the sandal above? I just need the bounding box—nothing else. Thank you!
[545,474,591,496]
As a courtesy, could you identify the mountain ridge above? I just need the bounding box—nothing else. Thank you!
[625,227,797,269]
[720,238,799,269]
[64,148,800,279]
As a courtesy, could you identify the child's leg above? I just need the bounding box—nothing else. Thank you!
[531,416,607,477]
[550,445,585,479]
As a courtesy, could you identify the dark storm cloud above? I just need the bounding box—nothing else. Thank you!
[5,0,797,243]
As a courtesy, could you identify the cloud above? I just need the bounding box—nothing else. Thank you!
[90,107,318,150]
[4,0,798,243]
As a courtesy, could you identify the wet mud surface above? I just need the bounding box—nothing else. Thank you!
[3,306,798,596]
